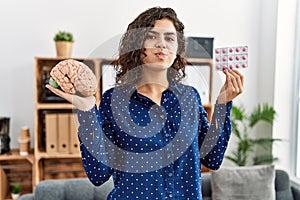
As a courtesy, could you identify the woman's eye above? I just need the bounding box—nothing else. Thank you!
[146,35,156,40]
[165,37,175,42]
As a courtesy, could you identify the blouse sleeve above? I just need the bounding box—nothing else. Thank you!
[77,91,114,186]
[197,92,232,170]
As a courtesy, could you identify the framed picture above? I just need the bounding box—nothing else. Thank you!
[183,63,211,105]
[100,61,117,94]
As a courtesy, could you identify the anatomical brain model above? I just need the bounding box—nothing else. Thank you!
[49,59,97,97]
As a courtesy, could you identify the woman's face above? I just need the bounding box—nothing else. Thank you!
[141,18,178,71]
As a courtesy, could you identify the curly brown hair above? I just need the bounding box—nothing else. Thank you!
[113,7,187,85]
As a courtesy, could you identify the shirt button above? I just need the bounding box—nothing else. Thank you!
[165,133,170,137]
[160,115,165,119]
[169,193,173,198]
[168,173,172,177]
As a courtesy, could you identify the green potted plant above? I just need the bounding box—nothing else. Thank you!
[53,31,74,57]
[226,103,281,166]
[11,182,20,200]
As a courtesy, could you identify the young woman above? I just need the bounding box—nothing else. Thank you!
[47,7,244,200]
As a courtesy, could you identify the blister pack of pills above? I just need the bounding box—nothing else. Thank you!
[214,46,248,70]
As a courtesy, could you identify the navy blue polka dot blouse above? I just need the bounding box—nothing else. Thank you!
[77,83,232,199]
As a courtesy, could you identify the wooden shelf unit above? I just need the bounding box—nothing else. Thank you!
[0,149,34,200]
[0,149,34,164]
[34,57,104,187]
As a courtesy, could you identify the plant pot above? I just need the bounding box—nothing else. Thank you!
[55,41,73,57]
[11,193,20,200]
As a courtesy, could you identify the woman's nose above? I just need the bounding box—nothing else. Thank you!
[156,36,166,49]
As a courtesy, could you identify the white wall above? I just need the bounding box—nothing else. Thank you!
[273,0,298,173]
[0,0,273,153]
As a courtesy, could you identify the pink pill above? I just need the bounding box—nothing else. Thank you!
[229,56,233,61]
[223,65,227,70]
[235,56,240,61]
[222,57,227,62]
[236,64,240,68]
[242,55,247,60]
[242,63,247,68]
[222,49,227,54]
[242,47,247,52]
[216,57,220,62]
[216,65,221,70]
[229,64,234,69]
[229,48,234,53]
[215,49,220,54]
[236,48,240,53]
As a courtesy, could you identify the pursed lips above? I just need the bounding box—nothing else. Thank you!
[154,51,168,59]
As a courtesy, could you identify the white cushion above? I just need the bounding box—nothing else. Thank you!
[211,165,275,200]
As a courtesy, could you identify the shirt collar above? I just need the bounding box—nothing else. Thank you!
[169,82,183,95]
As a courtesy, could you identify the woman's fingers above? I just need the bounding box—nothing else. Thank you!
[227,70,244,94]
[227,71,239,93]
[45,84,96,111]
[45,84,73,103]
[229,70,244,94]
[220,70,244,103]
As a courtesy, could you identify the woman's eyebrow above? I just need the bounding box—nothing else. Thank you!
[165,32,177,36]
[148,30,177,36]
